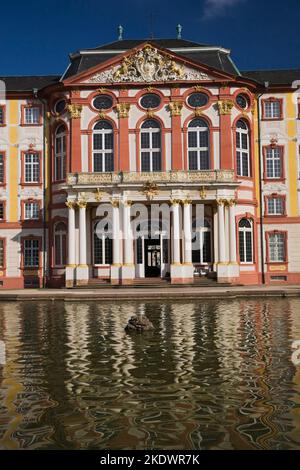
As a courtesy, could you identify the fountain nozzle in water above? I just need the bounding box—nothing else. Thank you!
[125,315,154,332]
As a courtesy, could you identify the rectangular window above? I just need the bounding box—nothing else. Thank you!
[24,153,40,183]
[0,106,5,125]
[263,100,281,119]
[267,197,284,215]
[0,202,4,220]
[268,233,285,262]
[24,107,40,125]
[0,239,4,268]
[24,239,39,267]
[0,154,4,183]
[24,202,40,220]
[265,147,282,179]
[93,233,112,265]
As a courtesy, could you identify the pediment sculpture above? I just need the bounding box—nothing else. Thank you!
[88,45,211,83]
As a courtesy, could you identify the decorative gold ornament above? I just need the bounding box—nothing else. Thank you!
[217,100,234,115]
[194,107,203,117]
[216,198,225,206]
[170,198,182,206]
[194,85,204,92]
[94,188,104,202]
[146,110,155,118]
[146,86,154,91]
[67,104,82,119]
[77,200,87,209]
[116,103,130,118]
[98,110,106,119]
[110,198,120,208]
[142,181,158,200]
[169,101,183,116]
[182,198,192,205]
[228,199,236,207]
[199,186,207,200]
[97,87,108,93]
[123,200,133,207]
[65,200,76,209]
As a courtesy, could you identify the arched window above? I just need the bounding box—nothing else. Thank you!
[188,119,210,170]
[192,218,212,264]
[236,120,250,177]
[239,218,253,263]
[93,221,113,265]
[54,124,66,181]
[54,222,67,266]
[140,119,161,172]
[93,120,114,172]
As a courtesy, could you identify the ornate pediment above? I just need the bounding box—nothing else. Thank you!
[86,45,212,84]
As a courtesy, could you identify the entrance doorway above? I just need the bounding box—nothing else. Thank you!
[144,238,161,277]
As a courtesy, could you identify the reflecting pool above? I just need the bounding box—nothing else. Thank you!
[0,298,300,450]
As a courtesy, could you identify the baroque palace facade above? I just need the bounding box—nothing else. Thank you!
[0,35,300,288]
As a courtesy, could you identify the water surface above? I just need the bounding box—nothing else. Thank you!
[0,298,300,450]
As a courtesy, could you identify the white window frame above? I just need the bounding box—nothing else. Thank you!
[239,219,253,264]
[268,233,285,262]
[93,122,114,173]
[0,239,4,268]
[264,100,281,119]
[54,222,67,267]
[0,154,4,183]
[140,122,162,172]
[93,222,112,265]
[267,197,284,215]
[24,106,40,125]
[187,119,209,170]
[236,121,250,177]
[24,239,39,268]
[192,218,212,264]
[54,126,66,181]
[24,202,40,220]
[265,147,282,179]
[24,153,40,183]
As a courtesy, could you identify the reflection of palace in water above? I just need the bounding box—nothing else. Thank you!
[0,299,300,449]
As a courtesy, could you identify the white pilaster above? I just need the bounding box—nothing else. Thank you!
[65,200,76,287]
[76,200,89,285]
[111,200,122,283]
[183,200,192,265]
[217,200,226,263]
[121,200,135,283]
[229,200,237,263]
[172,200,181,265]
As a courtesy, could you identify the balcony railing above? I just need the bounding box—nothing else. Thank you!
[66,170,236,186]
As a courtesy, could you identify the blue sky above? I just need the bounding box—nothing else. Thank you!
[1,0,300,76]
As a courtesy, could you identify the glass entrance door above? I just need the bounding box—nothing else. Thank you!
[144,238,161,277]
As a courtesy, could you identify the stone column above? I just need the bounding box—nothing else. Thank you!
[78,201,87,266]
[65,200,76,287]
[123,200,133,265]
[121,200,135,283]
[170,198,193,284]
[111,199,121,284]
[76,199,89,285]
[228,199,237,263]
[217,199,226,264]
[183,199,192,265]
[172,199,181,265]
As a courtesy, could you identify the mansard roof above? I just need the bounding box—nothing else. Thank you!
[0,75,60,92]
[242,69,300,86]
[63,38,239,79]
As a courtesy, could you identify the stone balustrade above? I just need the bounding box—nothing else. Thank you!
[66,170,236,186]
